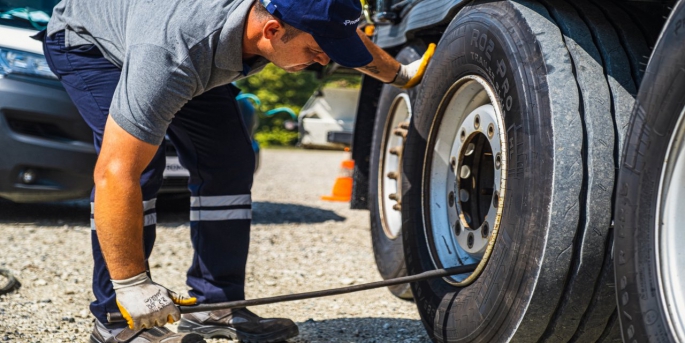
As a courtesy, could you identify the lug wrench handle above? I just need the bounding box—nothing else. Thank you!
[108,264,478,323]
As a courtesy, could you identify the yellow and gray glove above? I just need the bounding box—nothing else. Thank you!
[390,43,436,89]
[113,272,196,330]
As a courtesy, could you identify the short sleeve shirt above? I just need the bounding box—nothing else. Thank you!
[47,0,269,145]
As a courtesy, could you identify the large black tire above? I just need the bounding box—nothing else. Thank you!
[369,42,426,299]
[400,0,639,341]
[614,1,685,342]
[609,0,671,48]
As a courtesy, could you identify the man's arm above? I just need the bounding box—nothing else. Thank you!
[353,29,401,83]
[93,115,158,279]
[353,29,436,88]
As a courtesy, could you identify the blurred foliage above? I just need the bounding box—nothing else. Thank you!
[254,127,299,147]
[237,63,361,146]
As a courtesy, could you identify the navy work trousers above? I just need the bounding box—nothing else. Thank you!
[42,31,254,324]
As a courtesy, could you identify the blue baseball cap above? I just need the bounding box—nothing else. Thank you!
[260,0,373,68]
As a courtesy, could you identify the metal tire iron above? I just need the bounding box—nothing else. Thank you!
[108,263,477,323]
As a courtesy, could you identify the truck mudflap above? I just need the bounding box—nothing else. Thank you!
[350,75,384,209]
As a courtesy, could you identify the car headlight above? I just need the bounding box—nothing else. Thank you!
[0,47,57,79]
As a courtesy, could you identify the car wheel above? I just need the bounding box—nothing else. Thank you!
[614,1,685,342]
[369,42,426,300]
[401,0,640,341]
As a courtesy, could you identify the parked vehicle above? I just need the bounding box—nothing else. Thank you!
[349,0,681,342]
[299,87,359,150]
[0,1,260,202]
[0,0,94,202]
[160,88,261,194]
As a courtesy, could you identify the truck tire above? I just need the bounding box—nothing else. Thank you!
[614,1,685,342]
[400,0,635,341]
[369,42,426,299]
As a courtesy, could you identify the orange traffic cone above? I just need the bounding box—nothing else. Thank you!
[321,154,355,202]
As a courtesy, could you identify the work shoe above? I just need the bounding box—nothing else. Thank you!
[178,308,299,343]
[90,319,206,343]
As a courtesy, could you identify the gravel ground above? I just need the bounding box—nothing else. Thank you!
[0,149,430,343]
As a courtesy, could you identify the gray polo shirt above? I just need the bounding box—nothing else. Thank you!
[48,0,269,145]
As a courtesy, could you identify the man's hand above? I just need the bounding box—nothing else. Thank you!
[390,43,436,89]
[113,273,197,330]
[353,29,436,88]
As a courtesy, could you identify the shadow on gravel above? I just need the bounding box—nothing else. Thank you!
[0,197,345,227]
[252,202,346,224]
[0,198,91,226]
[292,317,430,343]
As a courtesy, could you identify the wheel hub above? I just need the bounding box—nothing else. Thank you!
[658,106,685,341]
[425,75,507,286]
[453,105,501,256]
[379,93,412,239]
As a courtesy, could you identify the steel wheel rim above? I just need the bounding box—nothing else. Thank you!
[657,105,685,342]
[423,75,507,286]
[379,93,411,239]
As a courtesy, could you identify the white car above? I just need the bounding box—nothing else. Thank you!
[298,87,359,150]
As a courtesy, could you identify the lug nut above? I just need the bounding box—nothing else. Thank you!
[448,191,455,207]
[450,156,457,171]
[467,233,474,248]
[454,221,462,236]
[460,129,466,142]
[488,123,495,139]
[387,171,398,180]
[392,204,401,211]
[398,121,410,129]
[495,153,502,170]
[464,143,475,156]
[459,189,470,202]
[482,222,490,238]
[493,191,500,208]
[389,146,402,155]
[393,128,408,138]
[474,115,481,129]
[389,193,399,201]
[460,165,471,179]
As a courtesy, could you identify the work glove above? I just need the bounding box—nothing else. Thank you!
[113,272,197,330]
[391,43,436,89]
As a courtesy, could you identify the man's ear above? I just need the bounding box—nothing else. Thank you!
[262,19,283,41]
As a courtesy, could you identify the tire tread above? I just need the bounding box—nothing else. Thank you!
[533,0,617,341]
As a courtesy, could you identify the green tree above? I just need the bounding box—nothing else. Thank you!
[236,63,361,146]
[237,64,319,120]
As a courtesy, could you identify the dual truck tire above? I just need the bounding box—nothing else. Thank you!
[369,42,426,300]
[614,0,685,341]
[367,0,672,341]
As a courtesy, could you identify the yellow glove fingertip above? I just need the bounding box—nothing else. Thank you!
[115,300,135,330]
[425,43,437,58]
[174,296,197,306]
[403,43,437,89]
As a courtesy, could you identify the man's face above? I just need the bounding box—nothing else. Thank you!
[262,21,331,72]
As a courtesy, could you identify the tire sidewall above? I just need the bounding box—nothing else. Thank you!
[369,43,425,295]
[614,2,685,341]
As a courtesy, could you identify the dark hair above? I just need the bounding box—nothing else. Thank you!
[253,2,303,43]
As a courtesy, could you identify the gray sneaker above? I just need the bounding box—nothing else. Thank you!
[178,308,299,343]
[90,319,206,343]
